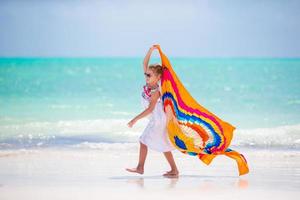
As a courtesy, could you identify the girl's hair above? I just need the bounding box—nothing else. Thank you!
[148,63,163,76]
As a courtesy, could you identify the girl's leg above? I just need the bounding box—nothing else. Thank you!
[163,151,179,177]
[126,142,148,174]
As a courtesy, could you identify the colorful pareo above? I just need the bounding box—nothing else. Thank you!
[155,45,249,176]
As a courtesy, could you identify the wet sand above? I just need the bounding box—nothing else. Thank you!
[0,147,299,200]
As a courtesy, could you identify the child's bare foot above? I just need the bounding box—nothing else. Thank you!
[125,167,144,174]
[163,173,179,178]
[163,169,179,175]
[163,170,179,178]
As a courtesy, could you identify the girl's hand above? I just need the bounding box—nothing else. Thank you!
[149,44,160,52]
[152,44,160,49]
[149,46,156,51]
[127,118,137,128]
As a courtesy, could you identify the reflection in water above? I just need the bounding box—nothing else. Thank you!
[165,177,179,189]
[197,177,249,191]
[109,175,179,189]
[109,175,249,190]
[126,176,179,189]
[238,178,249,189]
[127,177,144,188]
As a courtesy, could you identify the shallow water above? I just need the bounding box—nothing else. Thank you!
[0,58,300,149]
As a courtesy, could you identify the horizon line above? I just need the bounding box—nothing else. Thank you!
[1,56,300,60]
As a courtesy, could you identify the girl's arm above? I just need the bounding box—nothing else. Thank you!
[143,46,155,73]
[128,91,160,126]
[134,91,160,121]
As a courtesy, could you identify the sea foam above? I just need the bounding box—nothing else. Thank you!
[0,118,299,149]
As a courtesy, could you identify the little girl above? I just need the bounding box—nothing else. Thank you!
[126,46,179,178]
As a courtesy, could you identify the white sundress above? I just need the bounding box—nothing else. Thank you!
[139,82,176,152]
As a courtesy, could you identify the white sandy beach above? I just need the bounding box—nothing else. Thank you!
[1,1,300,200]
[0,145,299,200]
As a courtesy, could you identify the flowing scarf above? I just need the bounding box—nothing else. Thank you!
[155,45,249,176]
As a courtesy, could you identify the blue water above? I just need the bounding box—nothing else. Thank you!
[0,57,300,149]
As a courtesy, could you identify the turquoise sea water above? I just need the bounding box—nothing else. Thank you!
[0,58,300,149]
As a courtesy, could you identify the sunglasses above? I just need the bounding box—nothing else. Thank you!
[144,72,152,78]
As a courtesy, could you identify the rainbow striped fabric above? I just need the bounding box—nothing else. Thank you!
[155,45,249,176]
